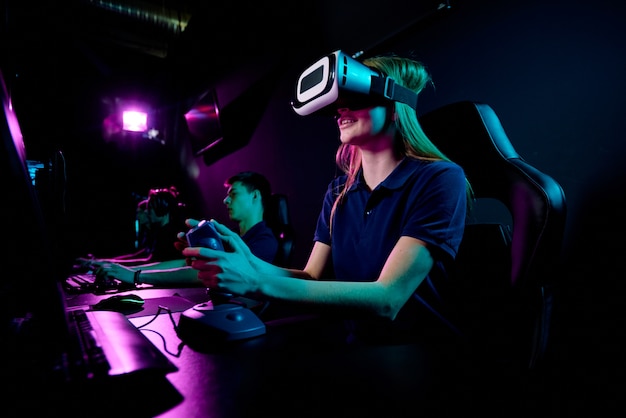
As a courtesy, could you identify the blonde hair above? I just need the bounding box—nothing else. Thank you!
[330,54,473,229]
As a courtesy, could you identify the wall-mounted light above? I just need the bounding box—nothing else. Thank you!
[102,96,164,145]
[122,110,148,132]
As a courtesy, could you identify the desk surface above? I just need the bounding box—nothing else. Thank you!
[60,287,536,418]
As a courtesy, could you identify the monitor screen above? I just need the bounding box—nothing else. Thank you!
[184,88,223,157]
[1,67,65,343]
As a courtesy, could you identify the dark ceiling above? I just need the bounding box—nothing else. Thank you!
[1,0,451,157]
[1,0,325,152]
[2,0,451,87]
[0,0,336,114]
[2,0,264,87]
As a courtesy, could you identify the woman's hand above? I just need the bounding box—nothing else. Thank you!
[175,218,202,266]
[182,219,260,297]
[174,218,201,252]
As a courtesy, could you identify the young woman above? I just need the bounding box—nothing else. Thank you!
[183,54,471,342]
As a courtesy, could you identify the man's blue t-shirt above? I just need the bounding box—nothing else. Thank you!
[242,220,279,264]
[314,157,467,340]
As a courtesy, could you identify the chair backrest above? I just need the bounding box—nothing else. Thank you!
[418,101,567,369]
[266,193,295,268]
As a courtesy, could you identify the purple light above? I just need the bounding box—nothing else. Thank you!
[122,110,148,132]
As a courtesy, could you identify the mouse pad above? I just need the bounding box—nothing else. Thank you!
[126,295,197,318]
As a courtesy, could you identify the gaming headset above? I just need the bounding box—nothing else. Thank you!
[147,187,180,217]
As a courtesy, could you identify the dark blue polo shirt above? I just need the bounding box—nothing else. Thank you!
[242,220,279,264]
[314,157,467,339]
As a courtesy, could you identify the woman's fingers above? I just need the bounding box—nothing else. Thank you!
[185,218,201,228]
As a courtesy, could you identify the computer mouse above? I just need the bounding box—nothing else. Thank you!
[92,293,145,313]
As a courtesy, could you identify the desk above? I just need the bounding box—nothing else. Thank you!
[62,287,529,418]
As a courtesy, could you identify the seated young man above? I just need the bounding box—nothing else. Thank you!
[94,171,278,287]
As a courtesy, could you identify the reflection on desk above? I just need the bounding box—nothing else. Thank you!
[63,287,538,418]
[132,313,458,418]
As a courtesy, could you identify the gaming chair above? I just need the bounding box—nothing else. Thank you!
[266,193,295,268]
[418,101,567,369]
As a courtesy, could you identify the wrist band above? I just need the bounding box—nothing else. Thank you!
[134,270,142,286]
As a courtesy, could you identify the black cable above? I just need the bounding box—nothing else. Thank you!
[135,305,186,357]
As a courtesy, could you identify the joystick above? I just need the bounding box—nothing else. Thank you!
[186,220,224,250]
[177,301,266,343]
[186,220,234,304]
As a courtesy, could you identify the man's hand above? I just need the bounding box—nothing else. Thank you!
[95,262,135,285]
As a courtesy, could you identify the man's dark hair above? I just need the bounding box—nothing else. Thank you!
[225,171,272,210]
[147,186,182,217]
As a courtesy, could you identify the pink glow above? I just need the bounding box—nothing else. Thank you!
[122,110,148,132]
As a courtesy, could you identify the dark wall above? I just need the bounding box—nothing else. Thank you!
[9,0,623,277]
[4,0,624,410]
[177,3,626,403]
[2,0,622,412]
[195,3,625,409]
[179,0,626,271]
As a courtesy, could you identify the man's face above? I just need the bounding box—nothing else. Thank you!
[223,181,255,222]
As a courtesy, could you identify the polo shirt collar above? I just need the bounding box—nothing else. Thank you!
[350,157,417,192]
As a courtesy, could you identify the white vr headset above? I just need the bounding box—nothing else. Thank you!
[291,50,418,116]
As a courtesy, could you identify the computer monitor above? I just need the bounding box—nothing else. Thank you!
[0,66,68,367]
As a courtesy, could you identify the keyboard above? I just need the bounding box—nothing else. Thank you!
[66,273,97,290]
[65,272,132,294]
[65,308,177,380]
[67,308,110,379]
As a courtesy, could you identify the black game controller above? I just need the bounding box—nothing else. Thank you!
[186,220,225,251]
[186,220,232,304]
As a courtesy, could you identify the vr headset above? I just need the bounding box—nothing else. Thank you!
[291,50,418,116]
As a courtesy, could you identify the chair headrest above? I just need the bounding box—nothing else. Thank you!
[420,101,567,287]
[420,101,520,200]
